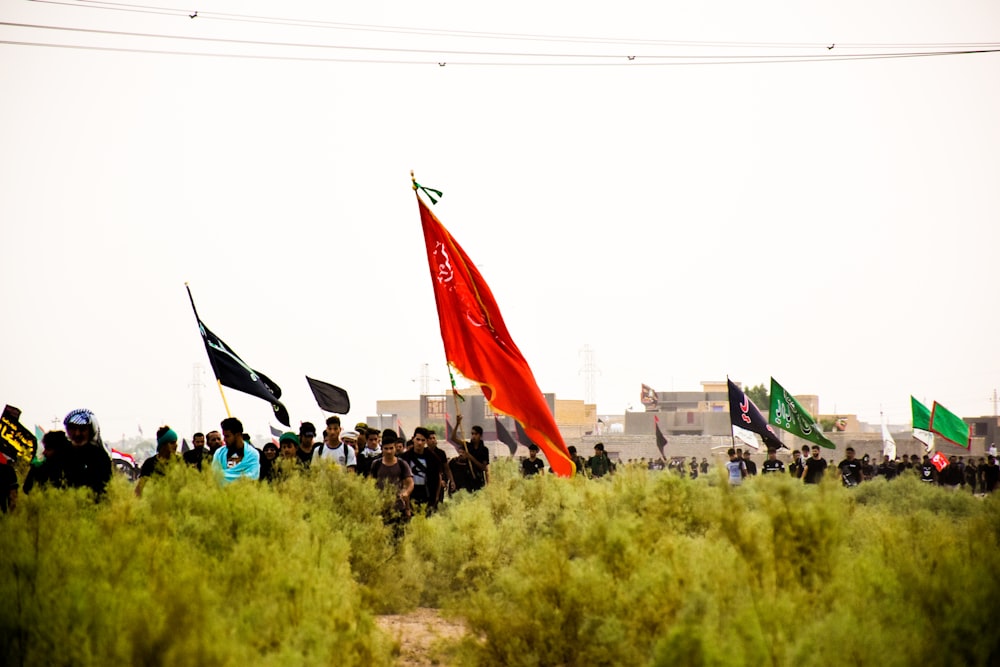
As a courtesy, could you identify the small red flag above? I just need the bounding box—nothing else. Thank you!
[930,451,949,472]
[416,194,573,476]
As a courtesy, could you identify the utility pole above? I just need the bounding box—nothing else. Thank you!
[579,344,599,405]
[190,363,205,435]
[412,363,438,398]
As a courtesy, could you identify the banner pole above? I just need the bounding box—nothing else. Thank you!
[187,282,231,420]
[217,380,232,418]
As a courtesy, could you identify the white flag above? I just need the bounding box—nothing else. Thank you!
[913,428,935,453]
[881,413,896,460]
[732,425,760,450]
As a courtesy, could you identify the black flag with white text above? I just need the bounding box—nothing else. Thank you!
[186,286,290,426]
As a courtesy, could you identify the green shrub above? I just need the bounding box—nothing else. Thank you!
[3,460,998,666]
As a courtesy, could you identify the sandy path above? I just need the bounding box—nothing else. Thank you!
[375,607,468,666]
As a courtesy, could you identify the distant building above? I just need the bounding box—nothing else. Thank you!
[370,385,596,453]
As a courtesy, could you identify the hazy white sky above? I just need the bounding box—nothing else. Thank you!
[2,0,999,441]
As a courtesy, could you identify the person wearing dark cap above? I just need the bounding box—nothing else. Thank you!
[587,443,613,479]
[297,422,318,467]
[258,442,280,482]
[136,426,180,497]
[521,444,545,477]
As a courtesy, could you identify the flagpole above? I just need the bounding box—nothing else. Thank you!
[727,375,737,452]
[217,380,232,419]
[185,282,232,419]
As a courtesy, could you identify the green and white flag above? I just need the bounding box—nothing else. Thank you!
[911,396,935,452]
[930,401,970,448]
[769,378,835,449]
[881,412,896,460]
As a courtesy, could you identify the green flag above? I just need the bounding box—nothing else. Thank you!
[768,378,835,449]
[929,401,969,448]
[911,396,935,451]
[911,396,931,430]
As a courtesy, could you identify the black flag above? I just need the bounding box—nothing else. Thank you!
[186,286,290,426]
[514,421,537,450]
[305,376,351,414]
[728,379,784,450]
[654,415,668,458]
[495,417,519,456]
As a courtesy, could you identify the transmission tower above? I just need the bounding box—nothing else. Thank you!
[412,363,439,397]
[579,344,599,405]
[190,363,205,435]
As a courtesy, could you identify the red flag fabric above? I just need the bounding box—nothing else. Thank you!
[416,195,573,476]
[930,451,949,472]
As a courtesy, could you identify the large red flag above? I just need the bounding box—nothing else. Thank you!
[416,194,574,476]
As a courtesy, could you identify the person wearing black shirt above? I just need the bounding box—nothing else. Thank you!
[837,447,863,487]
[940,455,965,488]
[982,456,999,493]
[206,430,223,456]
[964,458,979,494]
[789,449,805,479]
[356,428,382,478]
[566,445,587,477]
[918,455,937,484]
[136,426,180,497]
[762,448,785,475]
[742,450,758,476]
[521,444,546,477]
[877,455,897,480]
[183,432,212,471]
[452,416,489,488]
[400,427,442,513]
[59,409,112,499]
[258,442,280,482]
[0,456,17,513]
[296,422,319,468]
[804,445,827,484]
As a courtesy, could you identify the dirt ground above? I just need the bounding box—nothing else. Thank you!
[375,607,468,666]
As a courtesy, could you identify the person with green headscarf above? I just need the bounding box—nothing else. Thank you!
[136,425,180,497]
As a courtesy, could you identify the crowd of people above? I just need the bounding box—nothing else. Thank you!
[721,443,1000,492]
[0,409,623,523]
[5,410,997,519]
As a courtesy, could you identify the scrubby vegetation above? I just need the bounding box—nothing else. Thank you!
[2,460,998,666]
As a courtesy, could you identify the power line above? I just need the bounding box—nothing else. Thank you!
[3,36,998,66]
[4,21,1000,65]
[30,0,1000,51]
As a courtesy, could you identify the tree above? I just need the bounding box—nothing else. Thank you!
[745,383,769,408]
